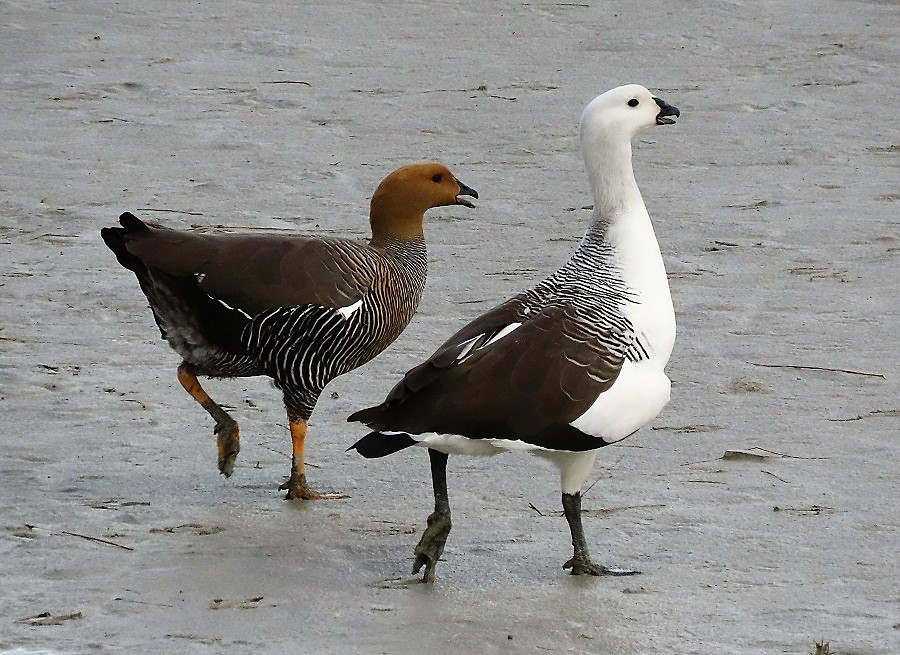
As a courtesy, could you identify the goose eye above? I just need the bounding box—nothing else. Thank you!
[431,173,443,183]
[628,98,639,107]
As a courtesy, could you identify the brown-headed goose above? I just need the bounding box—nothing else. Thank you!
[102,162,477,500]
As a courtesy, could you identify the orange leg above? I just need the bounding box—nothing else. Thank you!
[177,362,240,477]
[278,418,345,500]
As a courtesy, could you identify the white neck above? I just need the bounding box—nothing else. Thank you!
[583,138,644,221]
[582,126,676,364]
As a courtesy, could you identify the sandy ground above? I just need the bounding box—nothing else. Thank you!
[1,1,898,653]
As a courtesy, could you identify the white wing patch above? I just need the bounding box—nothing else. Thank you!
[337,298,364,319]
[484,322,522,347]
[455,322,523,362]
[455,336,480,361]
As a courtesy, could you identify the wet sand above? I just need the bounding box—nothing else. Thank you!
[1,1,898,653]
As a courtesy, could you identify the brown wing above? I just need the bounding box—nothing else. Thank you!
[354,298,626,440]
[122,227,376,315]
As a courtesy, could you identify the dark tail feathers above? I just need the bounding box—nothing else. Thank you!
[118,211,150,232]
[347,430,416,459]
[100,212,151,271]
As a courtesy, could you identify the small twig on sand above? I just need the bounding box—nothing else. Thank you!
[762,470,790,483]
[680,456,724,466]
[58,530,134,551]
[747,361,885,379]
[528,503,664,517]
[263,80,312,86]
[683,446,825,465]
[581,455,625,497]
[256,442,289,457]
[583,477,602,496]
[136,207,204,216]
[829,408,900,422]
[25,524,134,551]
[749,447,828,460]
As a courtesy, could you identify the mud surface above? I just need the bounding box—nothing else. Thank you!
[1,1,898,653]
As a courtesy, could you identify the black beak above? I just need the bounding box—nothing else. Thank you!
[653,96,680,125]
[456,180,478,208]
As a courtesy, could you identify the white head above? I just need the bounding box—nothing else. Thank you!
[579,85,680,215]
[580,84,679,148]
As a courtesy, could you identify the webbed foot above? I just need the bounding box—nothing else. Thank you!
[279,469,345,501]
[413,509,452,583]
[214,418,240,477]
[563,555,640,576]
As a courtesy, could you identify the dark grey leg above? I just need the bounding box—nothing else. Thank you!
[413,449,451,583]
[562,492,639,576]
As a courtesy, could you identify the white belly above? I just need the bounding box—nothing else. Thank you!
[415,434,541,456]
[569,358,671,443]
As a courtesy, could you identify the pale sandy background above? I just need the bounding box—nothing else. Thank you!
[1,1,898,653]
